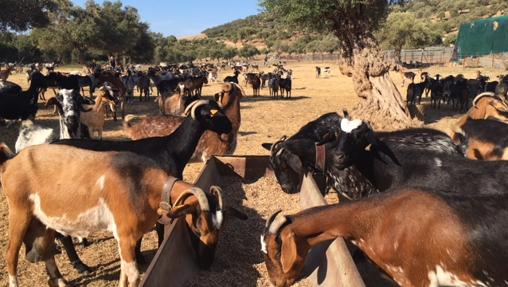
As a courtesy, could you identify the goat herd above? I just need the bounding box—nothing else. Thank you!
[1,62,508,287]
[405,70,508,111]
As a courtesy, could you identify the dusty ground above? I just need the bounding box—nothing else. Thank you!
[0,62,505,286]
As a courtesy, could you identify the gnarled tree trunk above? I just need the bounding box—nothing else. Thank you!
[338,37,421,130]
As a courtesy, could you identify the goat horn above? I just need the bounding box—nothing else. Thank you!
[271,136,288,153]
[184,99,209,119]
[472,92,495,107]
[265,210,283,229]
[172,187,210,212]
[268,212,288,234]
[209,186,223,210]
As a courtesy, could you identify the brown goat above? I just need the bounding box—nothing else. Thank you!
[463,92,508,121]
[158,91,186,116]
[124,82,243,162]
[0,65,15,82]
[451,92,508,160]
[96,71,127,120]
[262,187,507,287]
[0,144,224,287]
[80,88,117,139]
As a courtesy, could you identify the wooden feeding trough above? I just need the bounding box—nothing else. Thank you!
[140,155,383,287]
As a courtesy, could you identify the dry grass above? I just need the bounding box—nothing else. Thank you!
[0,61,504,286]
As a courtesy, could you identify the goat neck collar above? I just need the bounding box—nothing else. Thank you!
[315,143,326,172]
[157,176,180,225]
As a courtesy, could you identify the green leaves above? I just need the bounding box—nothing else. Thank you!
[0,0,60,32]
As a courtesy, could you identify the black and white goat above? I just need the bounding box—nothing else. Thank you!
[262,112,460,197]
[326,118,508,198]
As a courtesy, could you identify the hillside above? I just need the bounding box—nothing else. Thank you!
[202,0,508,52]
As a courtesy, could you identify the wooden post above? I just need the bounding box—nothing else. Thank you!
[299,173,366,287]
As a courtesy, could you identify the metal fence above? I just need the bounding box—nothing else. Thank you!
[271,46,508,70]
[383,46,455,65]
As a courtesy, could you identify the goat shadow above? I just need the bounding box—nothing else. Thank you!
[185,169,266,287]
[406,96,465,125]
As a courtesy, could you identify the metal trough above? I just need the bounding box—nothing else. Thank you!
[140,155,385,287]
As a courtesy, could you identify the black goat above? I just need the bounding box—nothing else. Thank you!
[429,74,444,109]
[406,80,427,105]
[0,72,44,120]
[262,113,342,193]
[224,70,240,84]
[263,113,460,197]
[279,77,292,98]
[52,100,232,272]
[327,119,508,199]
[245,73,261,97]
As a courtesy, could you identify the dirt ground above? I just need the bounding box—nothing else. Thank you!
[0,62,505,286]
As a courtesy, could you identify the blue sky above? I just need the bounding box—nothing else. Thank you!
[72,0,261,37]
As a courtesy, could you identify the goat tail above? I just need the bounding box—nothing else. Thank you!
[0,142,14,168]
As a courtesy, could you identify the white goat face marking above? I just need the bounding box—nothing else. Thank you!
[434,158,442,167]
[29,194,117,239]
[96,175,106,191]
[260,235,267,254]
[340,118,363,133]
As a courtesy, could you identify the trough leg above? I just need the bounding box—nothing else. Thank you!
[57,235,92,273]
[6,209,32,287]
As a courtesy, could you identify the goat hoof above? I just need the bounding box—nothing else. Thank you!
[72,261,93,274]
[48,278,68,287]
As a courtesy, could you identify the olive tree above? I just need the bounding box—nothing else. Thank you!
[261,0,419,129]
[377,12,441,62]
[0,0,57,31]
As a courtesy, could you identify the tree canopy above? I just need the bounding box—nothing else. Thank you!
[0,0,58,31]
[377,12,442,60]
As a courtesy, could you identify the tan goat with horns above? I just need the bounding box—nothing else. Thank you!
[0,143,223,287]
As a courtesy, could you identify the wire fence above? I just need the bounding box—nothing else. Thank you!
[270,46,508,70]
[383,47,455,65]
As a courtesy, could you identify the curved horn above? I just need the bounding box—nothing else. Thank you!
[271,136,288,153]
[265,210,283,229]
[472,92,495,107]
[209,186,223,210]
[173,187,210,212]
[268,212,288,234]
[184,99,209,119]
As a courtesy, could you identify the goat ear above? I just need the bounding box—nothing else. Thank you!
[224,207,248,220]
[287,153,303,173]
[222,83,232,92]
[262,143,273,151]
[366,132,401,166]
[167,204,196,218]
[280,231,298,274]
